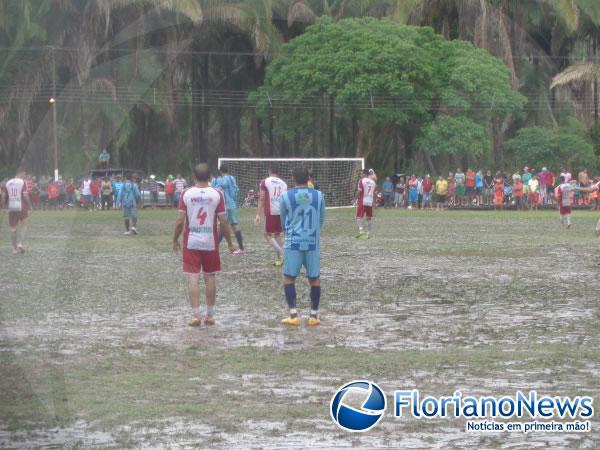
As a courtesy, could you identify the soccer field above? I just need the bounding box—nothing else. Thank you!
[1,208,599,448]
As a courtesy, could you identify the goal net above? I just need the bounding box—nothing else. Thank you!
[217,158,365,208]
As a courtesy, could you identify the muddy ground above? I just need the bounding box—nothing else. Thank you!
[1,208,599,449]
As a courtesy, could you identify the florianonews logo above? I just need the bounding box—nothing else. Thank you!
[330,383,594,433]
[330,380,387,432]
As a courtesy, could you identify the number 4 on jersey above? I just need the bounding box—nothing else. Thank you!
[197,207,207,225]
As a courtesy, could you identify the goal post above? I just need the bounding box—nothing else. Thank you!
[217,157,365,208]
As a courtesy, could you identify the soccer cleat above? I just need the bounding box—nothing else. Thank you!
[281,316,301,326]
[231,249,244,255]
[273,259,283,267]
[123,231,132,235]
[203,316,216,326]
[308,317,321,327]
[12,248,19,255]
[131,227,138,235]
[355,231,365,239]
[17,244,25,254]
[188,317,202,327]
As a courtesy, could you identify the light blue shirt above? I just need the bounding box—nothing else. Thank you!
[280,187,325,252]
[212,175,239,210]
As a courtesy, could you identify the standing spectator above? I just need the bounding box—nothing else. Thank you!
[494,171,504,210]
[578,169,590,205]
[522,167,532,207]
[98,148,110,168]
[465,168,476,206]
[100,177,113,210]
[56,176,66,209]
[513,176,525,210]
[455,168,466,206]
[382,177,393,209]
[147,175,159,207]
[407,175,418,209]
[174,174,186,206]
[560,168,572,184]
[394,176,406,208]
[90,177,100,210]
[38,176,49,210]
[416,176,423,209]
[165,175,175,207]
[81,177,93,211]
[422,174,433,210]
[447,172,456,207]
[48,179,59,210]
[112,175,123,209]
[475,170,484,206]
[435,175,448,210]
[528,174,540,211]
[118,174,141,235]
[484,170,494,206]
[65,178,76,206]
[29,176,40,209]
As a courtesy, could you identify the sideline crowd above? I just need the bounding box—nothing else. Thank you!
[380,167,600,210]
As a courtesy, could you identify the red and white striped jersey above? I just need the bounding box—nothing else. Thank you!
[3,178,27,211]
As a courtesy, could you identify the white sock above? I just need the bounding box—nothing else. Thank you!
[192,307,201,317]
[268,238,282,258]
[367,220,372,233]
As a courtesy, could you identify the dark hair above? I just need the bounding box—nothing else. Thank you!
[219,164,229,174]
[362,168,369,176]
[560,175,566,184]
[268,164,279,175]
[124,174,131,181]
[293,166,310,185]
[193,163,211,182]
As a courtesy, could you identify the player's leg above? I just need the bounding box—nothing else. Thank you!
[123,209,131,234]
[16,216,28,252]
[282,250,301,325]
[228,209,244,252]
[265,232,283,265]
[365,207,373,238]
[130,208,138,234]
[9,218,18,254]
[305,250,321,326]
[203,273,216,325]
[355,205,365,237]
[187,274,202,326]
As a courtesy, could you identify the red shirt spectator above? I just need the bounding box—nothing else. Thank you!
[48,182,59,200]
[91,179,100,197]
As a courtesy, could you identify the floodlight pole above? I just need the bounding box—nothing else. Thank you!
[51,46,59,181]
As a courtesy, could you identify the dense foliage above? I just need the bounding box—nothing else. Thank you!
[0,0,598,177]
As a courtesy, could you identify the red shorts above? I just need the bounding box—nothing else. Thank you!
[8,210,28,227]
[356,204,373,219]
[559,206,571,215]
[183,248,221,274]
[265,215,282,234]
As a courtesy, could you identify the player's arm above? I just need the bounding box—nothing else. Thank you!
[255,188,265,225]
[319,193,326,228]
[217,213,236,252]
[279,196,288,232]
[172,210,185,252]
[23,190,32,212]
[1,188,6,209]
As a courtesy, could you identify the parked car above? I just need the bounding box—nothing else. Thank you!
[140,180,170,207]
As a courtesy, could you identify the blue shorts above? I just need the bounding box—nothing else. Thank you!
[123,207,137,218]
[283,249,320,279]
[226,208,239,225]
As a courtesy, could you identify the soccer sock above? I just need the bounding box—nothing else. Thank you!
[567,215,571,226]
[124,219,130,231]
[132,217,137,227]
[284,284,297,315]
[206,305,214,317]
[235,231,244,250]
[357,219,364,232]
[269,238,282,258]
[11,231,17,249]
[310,286,321,315]
[192,307,201,318]
[367,220,372,233]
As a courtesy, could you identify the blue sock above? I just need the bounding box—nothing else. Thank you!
[310,285,321,314]
[284,284,297,315]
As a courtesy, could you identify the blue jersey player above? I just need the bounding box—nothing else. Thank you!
[212,164,244,253]
[279,166,326,326]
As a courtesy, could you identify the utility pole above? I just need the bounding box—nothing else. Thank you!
[50,46,59,181]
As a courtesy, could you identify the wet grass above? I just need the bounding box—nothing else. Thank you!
[1,208,599,448]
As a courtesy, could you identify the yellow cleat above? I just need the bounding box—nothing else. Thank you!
[308,317,321,327]
[188,317,202,327]
[273,259,283,267]
[281,316,301,326]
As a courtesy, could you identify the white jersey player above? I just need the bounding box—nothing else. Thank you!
[255,165,288,266]
[2,171,32,254]
[356,169,377,238]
